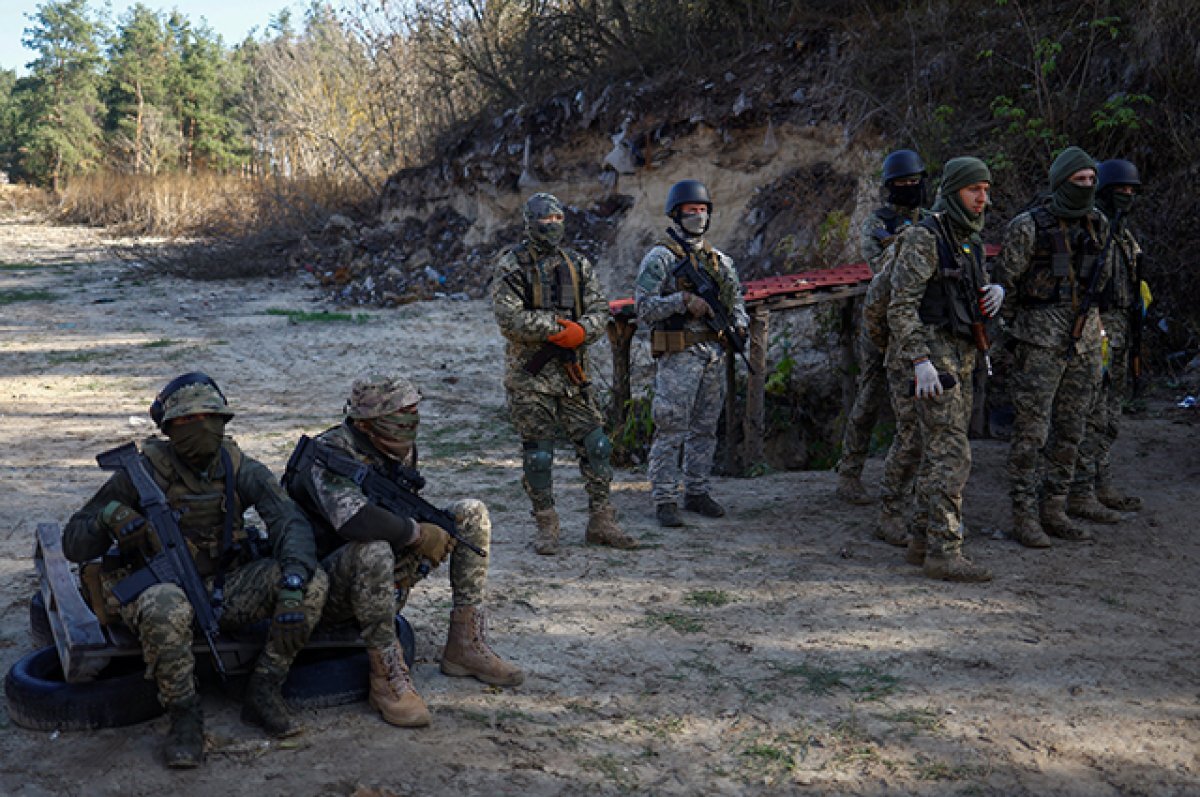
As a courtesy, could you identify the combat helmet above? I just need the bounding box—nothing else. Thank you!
[150,372,234,428]
[1097,159,1141,191]
[664,180,712,217]
[345,373,421,420]
[881,149,926,184]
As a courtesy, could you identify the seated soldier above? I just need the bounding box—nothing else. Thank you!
[63,372,328,769]
[283,374,523,729]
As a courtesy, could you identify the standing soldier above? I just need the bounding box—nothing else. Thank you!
[1069,159,1146,516]
[838,148,930,514]
[492,192,636,554]
[887,158,1002,581]
[635,179,749,527]
[283,374,524,729]
[994,146,1111,547]
[63,373,328,768]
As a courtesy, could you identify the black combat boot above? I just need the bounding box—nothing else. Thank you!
[242,669,303,738]
[164,695,204,769]
[683,493,726,518]
[656,502,684,527]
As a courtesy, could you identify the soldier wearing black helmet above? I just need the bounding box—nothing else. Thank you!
[62,373,328,768]
[1069,159,1146,516]
[836,149,930,515]
[635,179,749,527]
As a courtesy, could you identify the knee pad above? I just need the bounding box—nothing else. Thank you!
[522,440,554,491]
[582,427,613,474]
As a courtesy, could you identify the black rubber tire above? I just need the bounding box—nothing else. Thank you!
[282,613,416,709]
[4,646,164,731]
[29,592,53,650]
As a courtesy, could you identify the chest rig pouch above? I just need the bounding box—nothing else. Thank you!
[916,215,987,342]
[1021,207,1102,306]
[513,244,582,317]
[656,239,728,333]
[142,437,247,576]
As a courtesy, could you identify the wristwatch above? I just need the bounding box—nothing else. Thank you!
[280,572,306,591]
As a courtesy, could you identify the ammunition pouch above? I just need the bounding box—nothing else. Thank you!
[81,560,122,626]
[651,329,720,356]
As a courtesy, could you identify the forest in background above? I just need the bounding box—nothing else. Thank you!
[1,0,1197,358]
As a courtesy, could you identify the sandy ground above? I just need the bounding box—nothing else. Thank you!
[1,216,1199,797]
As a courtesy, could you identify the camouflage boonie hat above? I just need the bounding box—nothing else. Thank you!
[345,374,421,420]
[523,192,563,223]
[158,382,234,425]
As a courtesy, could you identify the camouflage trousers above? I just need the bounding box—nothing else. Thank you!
[507,388,610,511]
[879,357,922,522]
[648,342,726,504]
[838,334,888,479]
[1072,311,1129,494]
[117,559,329,707]
[910,335,976,555]
[1007,340,1100,515]
[322,499,492,647]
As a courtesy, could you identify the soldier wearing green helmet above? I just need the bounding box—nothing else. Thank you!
[63,372,328,768]
[284,373,524,730]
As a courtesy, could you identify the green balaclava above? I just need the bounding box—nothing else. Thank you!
[932,157,991,234]
[1047,146,1097,219]
[167,417,227,470]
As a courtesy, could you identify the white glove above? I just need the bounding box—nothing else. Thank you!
[978,284,1005,318]
[914,358,942,399]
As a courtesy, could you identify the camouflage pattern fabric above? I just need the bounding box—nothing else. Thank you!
[837,332,888,480]
[117,559,328,703]
[507,389,609,511]
[158,382,234,425]
[645,344,727,504]
[879,358,923,522]
[859,205,924,272]
[1007,340,1100,513]
[887,222,979,553]
[344,375,420,419]
[1073,310,1129,493]
[491,242,610,397]
[634,243,748,336]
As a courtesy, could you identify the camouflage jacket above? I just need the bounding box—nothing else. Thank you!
[861,254,898,353]
[491,240,610,397]
[634,240,749,346]
[994,208,1110,353]
[859,205,928,272]
[285,422,423,558]
[1104,224,1142,313]
[63,436,319,579]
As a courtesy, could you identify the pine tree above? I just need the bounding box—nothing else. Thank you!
[103,3,177,174]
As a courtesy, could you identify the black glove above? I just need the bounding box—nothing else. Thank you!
[270,573,309,658]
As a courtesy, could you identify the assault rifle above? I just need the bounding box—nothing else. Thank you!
[286,435,485,559]
[931,214,993,376]
[1069,211,1121,358]
[524,342,588,386]
[665,228,754,373]
[1129,257,1147,396]
[98,442,226,677]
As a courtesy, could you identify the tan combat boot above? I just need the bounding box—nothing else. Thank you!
[1067,492,1122,524]
[1012,513,1053,549]
[904,534,927,566]
[836,473,874,505]
[1040,496,1093,541]
[585,505,637,549]
[923,552,992,582]
[874,511,910,547]
[1097,485,1143,512]
[367,642,431,727]
[532,507,560,555]
[440,605,525,687]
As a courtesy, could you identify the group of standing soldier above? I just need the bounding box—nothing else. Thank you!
[839,146,1146,582]
[56,150,1146,768]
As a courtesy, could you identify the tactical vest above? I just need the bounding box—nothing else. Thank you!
[915,216,988,342]
[656,239,731,332]
[1018,206,1102,306]
[873,206,917,237]
[141,437,246,568]
[511,244,582,317]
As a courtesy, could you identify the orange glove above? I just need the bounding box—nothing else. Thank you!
[547,318,586,349]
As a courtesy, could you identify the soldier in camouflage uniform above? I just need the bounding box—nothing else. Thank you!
[635,180,749,527]
[860,238,924,556]
[888,157,1003,581]
[838,149,930,515]
[1069,159,1145,517]
[284,374,523,728]
[63,373,328,768]
[995,146,1112,547]
[491,192,635,554]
